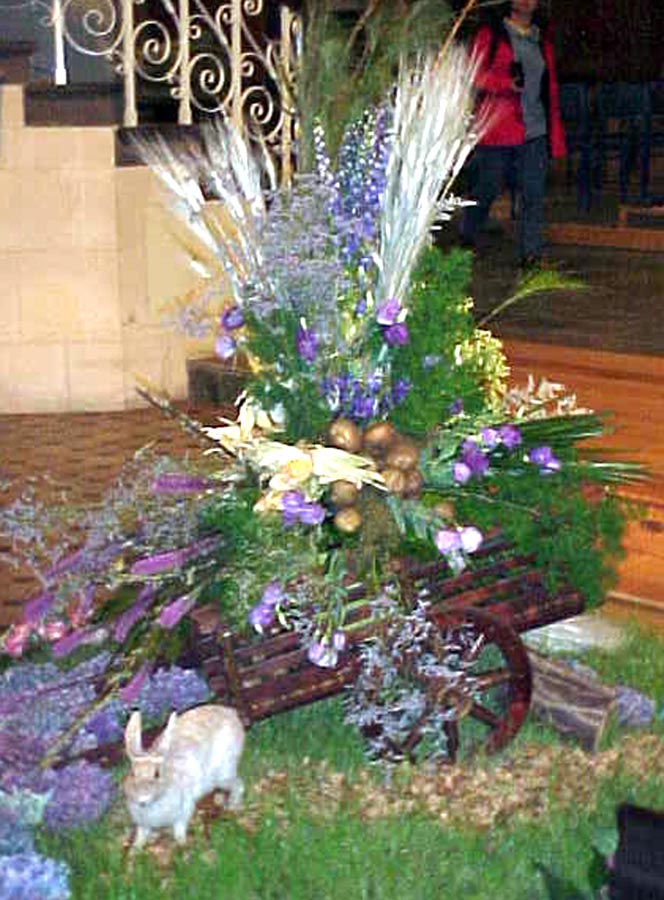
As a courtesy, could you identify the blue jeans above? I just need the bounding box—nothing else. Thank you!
[460,136,549,260]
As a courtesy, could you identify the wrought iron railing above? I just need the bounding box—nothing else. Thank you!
[3,0,299,175]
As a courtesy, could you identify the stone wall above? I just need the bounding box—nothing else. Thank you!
[0,83,214,412]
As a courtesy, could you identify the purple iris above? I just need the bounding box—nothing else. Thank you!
[248,602,276,631]
[499,424,522,450]
[280,491,326,527]
[480,427,500,449]
[296,325,318,363]
[221,305,244,330]
[261,581,285,607]
[528,445,562,473]
[215,333,237,360]
[452,461,472,485]
[433,528,463,555]
[460,440,490,477]
[383,322,409,347]
[307,639,338,669]
[375,297,400,326]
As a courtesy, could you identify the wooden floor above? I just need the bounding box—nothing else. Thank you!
[504,340,664,633]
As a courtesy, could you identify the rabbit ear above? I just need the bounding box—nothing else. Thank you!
[155,711,178,756]
[125,710,144,760]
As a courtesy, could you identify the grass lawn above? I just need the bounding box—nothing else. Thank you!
[38,622,664,900]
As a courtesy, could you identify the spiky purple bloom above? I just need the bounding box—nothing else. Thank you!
[499,424,522,450]
[130,549,185,576]
[112,586,156,643]
[119,663,152,704]
[50,629,90,659]
[391,378,411,404]
[295,325,318,363]
[528,445,561,473]
[221,305,244,330]
[158,593,196,630]
[21,592,55,626]
[151,473,214,494]
[16,761,115,831]
[383,322,409,347]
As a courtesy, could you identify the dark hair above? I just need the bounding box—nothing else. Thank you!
[481,2,550,68]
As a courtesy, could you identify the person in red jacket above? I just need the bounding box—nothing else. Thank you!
[459,0,566,267]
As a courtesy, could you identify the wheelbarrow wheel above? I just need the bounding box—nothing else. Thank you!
[402,606,532,763]
[354,605,532,764]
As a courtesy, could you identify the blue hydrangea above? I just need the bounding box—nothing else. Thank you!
[0,852,70,900]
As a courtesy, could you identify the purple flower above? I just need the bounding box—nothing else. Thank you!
[332,631,347,652]
[459,526,483,554]
[261,581,285,607]
[151,473,213,494]
[119,663,152,704]
[296,325,318,363]
[355,297,368,316]
[51,629,90,659]
[113,586,155,643]
[214,333,237,360]
[248,602,275,631]
[461,440,490,477]
[22,593,55,626]
[391,378,411,404]
[280,491,325,527]
[375,297,400,326]
[480,427,500,449]
[130,549,184,576]
[307,639,338,669]
[528,445,561,473]
[158,594,196,630]
[383,323,409,347]
[450,398,464,416]
[221,305,244,330]
[298,502,326,526]
[616,686,655,728]
[0,852,70,899]
[499,424,522,450]
[453,462,472,485]
[433,528,463,555]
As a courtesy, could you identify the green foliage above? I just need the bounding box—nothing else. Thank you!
[244,307,331,442]
[390,247,501,436]
[298,0,454,168]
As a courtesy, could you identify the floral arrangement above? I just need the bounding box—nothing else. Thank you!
[0,44,639,771]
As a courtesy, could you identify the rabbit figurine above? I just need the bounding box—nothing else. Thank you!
[123,704,245,848]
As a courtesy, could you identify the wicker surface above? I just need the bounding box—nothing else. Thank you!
[0,405,226,627]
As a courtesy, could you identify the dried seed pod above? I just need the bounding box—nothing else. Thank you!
[362,421,397,452]
[328,418,363,454]
[382,467,407,495]
[334,507,363,533]
[385,440,419,472]
[330,480,360,508]
[403,469,424,498]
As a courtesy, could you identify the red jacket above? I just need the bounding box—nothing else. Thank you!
[471,23,566,158]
